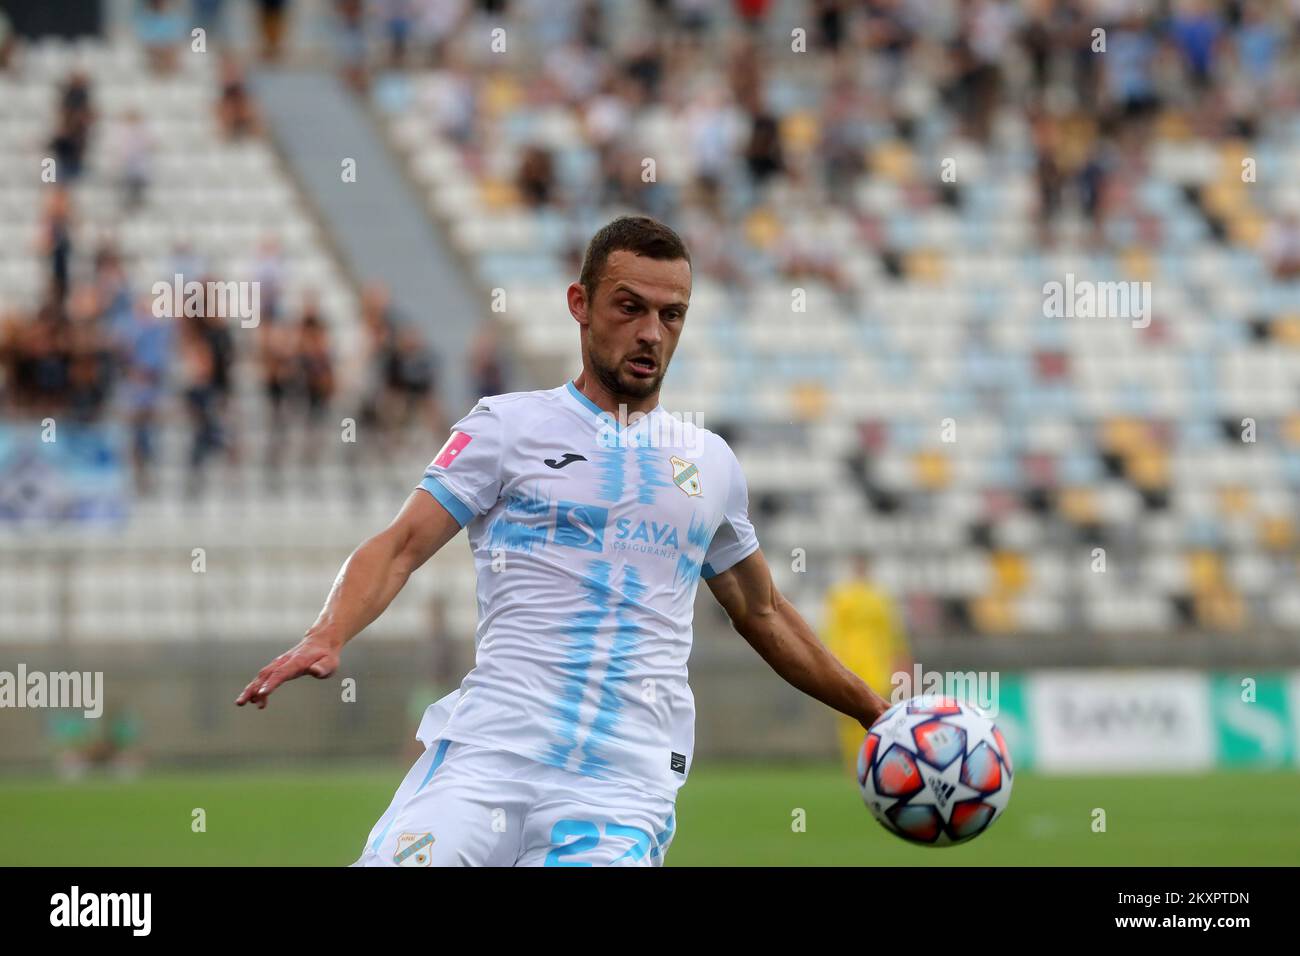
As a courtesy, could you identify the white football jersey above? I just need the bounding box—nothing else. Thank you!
[414,381,759,798]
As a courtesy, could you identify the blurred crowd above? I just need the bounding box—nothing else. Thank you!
[5,0,1300,514]
[340,0,1300,636]
[317,0,1300,282]
[0,45,513,497]
[0,1,1296,639]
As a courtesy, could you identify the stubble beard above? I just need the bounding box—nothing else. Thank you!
[590,345,663,402]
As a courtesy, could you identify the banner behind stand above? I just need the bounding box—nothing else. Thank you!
[954,670,1300,773]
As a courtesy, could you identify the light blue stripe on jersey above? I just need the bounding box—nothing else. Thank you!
[578,565,645,777]
[487,490,551,553]
[543,559,614,771]
[568,380,648,505]
[594,448,626,503]
[634,442,670,504]
[565,380,609,421]
[675,514,714,586]
[418,475,474,527]
[568,379,627,502]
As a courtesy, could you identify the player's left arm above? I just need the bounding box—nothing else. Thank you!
[706,549,891,730]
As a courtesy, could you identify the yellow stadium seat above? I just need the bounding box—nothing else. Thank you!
[1273,315,1300,344]
[990,551,1030,595]
[1187,550,1224,592]
[1195,589,1247,632]
[1100,417,1146,454]
[905,248,945,282]
[743,208,781,249]
[1257,516,1295,552]
[1228,212,1266,247]
[1217,484,1252,517]
[482,74,522,116]
[870,141,914,182]
[780,111,819,153]
[790,383,829,421]
[913,449,951,490]
[478,178,519,210]
[1058,486,1099,524]
[1127,448,1169,489]
[972,595,1018,635]
[1283,414,1300,445]
[1202,180,1240,217]
[1119,247,1155,281]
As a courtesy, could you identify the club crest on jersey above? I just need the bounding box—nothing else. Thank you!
[394,832,435,866]
[670,456,702,497]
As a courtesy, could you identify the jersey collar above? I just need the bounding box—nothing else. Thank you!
[563,380,662,431]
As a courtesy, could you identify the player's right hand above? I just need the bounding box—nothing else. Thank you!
[235,637,341,709]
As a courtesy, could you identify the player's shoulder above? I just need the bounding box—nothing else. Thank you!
[462,387,565,421]
[662,411,740,469]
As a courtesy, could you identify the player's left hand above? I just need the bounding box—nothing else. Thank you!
[234,637,340,709]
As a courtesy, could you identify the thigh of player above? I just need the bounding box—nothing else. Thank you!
[359,741,533,867]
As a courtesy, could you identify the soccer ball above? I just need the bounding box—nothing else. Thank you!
[857,695,1013,846]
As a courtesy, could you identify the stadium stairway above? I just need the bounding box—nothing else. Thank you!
[250,67,482,408]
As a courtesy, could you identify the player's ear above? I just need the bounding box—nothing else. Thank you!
[567,281,589,327]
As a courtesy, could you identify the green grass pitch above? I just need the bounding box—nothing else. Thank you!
[1,764,1297,866]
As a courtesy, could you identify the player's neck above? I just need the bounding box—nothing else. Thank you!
[571,371,660,418]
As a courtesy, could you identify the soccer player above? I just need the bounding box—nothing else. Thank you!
[823,552,911,776]
[236,216,891,866]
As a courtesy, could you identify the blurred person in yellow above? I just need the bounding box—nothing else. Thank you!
[823,553,911,774]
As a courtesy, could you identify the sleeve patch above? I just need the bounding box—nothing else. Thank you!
[433,431,473,468]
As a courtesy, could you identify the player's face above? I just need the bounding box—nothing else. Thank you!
[571,250,691,401]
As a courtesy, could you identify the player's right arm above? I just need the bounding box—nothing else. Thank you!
[238,400,505,710]
[234,490,461,709]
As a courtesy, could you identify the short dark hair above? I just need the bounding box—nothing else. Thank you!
[579,215,691,300]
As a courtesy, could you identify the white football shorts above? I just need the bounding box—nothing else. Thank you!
[354,737,678,867]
